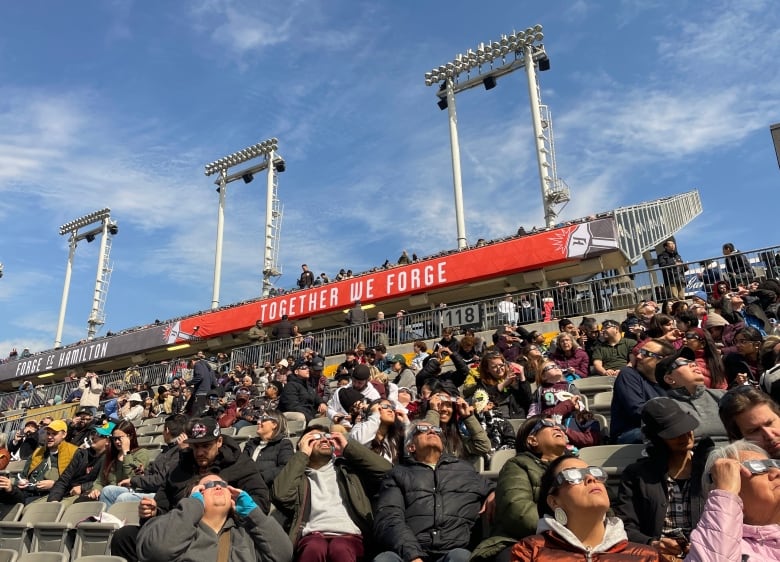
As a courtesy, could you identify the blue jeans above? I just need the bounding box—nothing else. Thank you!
[374,548,471,562]
[99,485,153,508]
[617,427,644,444]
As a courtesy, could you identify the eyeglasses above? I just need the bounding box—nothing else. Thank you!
[637,348,665,360]
[378,404,393,410]
[203,480,228,490]
[259,415,276,423]
[684,333,703,341]
[741,459,780,475]
[553,466,607,487]
[530,419,566,435]
[542,364,560,373]
[669,358,694,371]
[489,362,507,369]
[735,339,757,346]
[413,424,443,435]
[309,432,332,441]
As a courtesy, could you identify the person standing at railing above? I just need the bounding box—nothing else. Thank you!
[723,242,755,287]
[657,238,688,301]
[78,371,103,416]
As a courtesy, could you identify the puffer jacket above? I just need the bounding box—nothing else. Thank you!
[686,489,780,562]
[242,434,294,486]
[271,439,392,545]
[472,452,549,562]
[154,436,270,515]
[47,447,105,502]
[373,453,495,561]
[278,375,324,421]
[511,516,660,561]
[137,497,292,562]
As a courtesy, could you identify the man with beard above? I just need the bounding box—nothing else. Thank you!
[47,421,113,505]
[111,417,270,562]
[66,408,98,447]
[271,426,392,562]
[279,362,327,422]
[137,473,291,562]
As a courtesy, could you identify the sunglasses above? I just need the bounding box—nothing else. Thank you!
[742,459,780,475]
[309,432,332,441]
[669,358,694,371]
[259,415,277,423]
[553,466,607,487]
[413,424,443,435]
[637,348,665,360]
[684,333,703,341]
[530,419,566,435]
[542,364,560,373]
[203,480,228,490]
[378,404,393,410]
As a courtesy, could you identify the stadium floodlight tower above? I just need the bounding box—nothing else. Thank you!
[56,208,118,348]
[204,138,285,308]
[425,24,569,230]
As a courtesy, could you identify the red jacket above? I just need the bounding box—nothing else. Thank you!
[512,529,660,561]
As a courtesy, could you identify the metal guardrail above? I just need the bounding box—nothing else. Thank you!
[0,241,778,436]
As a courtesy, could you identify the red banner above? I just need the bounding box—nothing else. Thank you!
[173,218,618,340]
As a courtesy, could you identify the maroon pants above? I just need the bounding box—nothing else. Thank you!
[295,533,364,562]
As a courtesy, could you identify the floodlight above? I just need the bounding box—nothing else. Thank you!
[242,173,254,184]
[437,98,448,110]
[538,54,551,72]
[85,233,96,243]
[771,123,780,169]
[483,76,497,90]
[204,137,279,176]
[59,208,111,235]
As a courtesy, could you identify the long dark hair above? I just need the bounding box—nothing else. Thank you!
[536,454,577,518]
[368,399,405,464]
[426,381,464,459]
[102,420,139,483]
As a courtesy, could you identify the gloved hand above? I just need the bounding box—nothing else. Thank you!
[191,491,204,504]
[234,490,258,517]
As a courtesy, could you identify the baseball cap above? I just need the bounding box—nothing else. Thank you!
[93,421,116,437]
[311,357,325,371]
[185,417,222,444]
[352,365,371,381]
[75,407,93,416]
[390,354,406,364]
[642,397,699,439]
[47,420,68,433]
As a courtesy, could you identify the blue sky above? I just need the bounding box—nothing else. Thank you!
[1,0,779,354]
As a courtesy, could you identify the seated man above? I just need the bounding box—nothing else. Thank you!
[137,474,292,562]
[0,420,77,504]
[47,421,113,505]
[111,416,270,562]
[719,385,780,458]
[373,422,496,562]
[271,425,392,562]
[8,420,39,460]
[592,319,637,377]
[66,408,98,446]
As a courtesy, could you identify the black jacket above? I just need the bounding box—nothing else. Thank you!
[48,447,105,502]
[278,375,323,421]
[242,435,294,487]
[129,442,181,492]
[658,249,686,285]
[374,454,495,560]
[613,441,711,544]
[8,434,38,460]
[272,319,293,340]
[153,436,269,516]
[414,352,470,393]
[191,360,216,395]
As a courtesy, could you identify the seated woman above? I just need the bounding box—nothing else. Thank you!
[724,326,764,387]
[683,327,727,389]
[548,333,590,380]
[511,455,660,561]
[242,409,293,487]
[463,351,532,419]
[687,440,780,561]
[472,416,569,562]
[614,398,710,558]
[348,398,408,464]
[424,380,492,459]
[646,313,683,349]
[94,421,150,507]
[656,347,728,442]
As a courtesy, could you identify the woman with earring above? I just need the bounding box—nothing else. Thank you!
[472,416,569,562]
[511,455,661,561]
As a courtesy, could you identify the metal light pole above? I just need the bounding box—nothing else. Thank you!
[205,138,284,308]
[425,24,568,230]
[56,208,115,347]
[444,78,467,249]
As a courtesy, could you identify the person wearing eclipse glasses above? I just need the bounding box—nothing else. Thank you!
[137,473,292,562]
[271,425,392,562]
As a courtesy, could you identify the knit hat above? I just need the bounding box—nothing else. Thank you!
[352,365,371,381]
[705,313,729,328]
[692,291,708,303]
[338,388,364,411]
